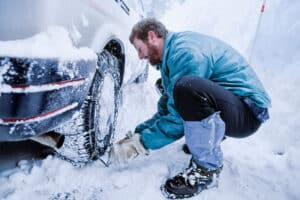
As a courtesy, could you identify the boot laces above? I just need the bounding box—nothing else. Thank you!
[180,164,212,186]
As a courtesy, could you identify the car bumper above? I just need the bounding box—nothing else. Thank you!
[0,56,96,141]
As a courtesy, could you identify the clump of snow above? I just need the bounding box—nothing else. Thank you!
[0,60,10,84]
[0,26,96,60]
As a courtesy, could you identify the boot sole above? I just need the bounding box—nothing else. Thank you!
[160,177,219,199]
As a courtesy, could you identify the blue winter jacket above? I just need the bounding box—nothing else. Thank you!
[135,31,271,150]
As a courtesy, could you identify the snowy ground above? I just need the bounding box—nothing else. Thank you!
[1,0,300,199]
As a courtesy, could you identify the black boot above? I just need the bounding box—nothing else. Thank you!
[162,160,222,199]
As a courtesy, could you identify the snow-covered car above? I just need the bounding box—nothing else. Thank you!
[0,0,146,164]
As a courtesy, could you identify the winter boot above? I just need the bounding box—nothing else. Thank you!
[162,160,222,199]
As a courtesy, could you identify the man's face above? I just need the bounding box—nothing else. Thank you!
[132,37,161,66]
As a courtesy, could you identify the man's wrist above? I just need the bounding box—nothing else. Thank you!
[138,133,149,151]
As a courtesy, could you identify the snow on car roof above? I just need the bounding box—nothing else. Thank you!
[0,26,96,60]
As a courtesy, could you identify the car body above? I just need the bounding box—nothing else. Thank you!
[0,0,146,162]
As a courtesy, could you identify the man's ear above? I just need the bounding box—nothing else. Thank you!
[148,31,157,42]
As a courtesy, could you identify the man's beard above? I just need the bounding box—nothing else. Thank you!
[146,42,161,66]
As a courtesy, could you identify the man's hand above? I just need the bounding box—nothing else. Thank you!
[110,131,149,166]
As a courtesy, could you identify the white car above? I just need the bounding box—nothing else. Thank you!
[0,0,146,164]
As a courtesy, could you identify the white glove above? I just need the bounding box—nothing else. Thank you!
[110,131,149,166]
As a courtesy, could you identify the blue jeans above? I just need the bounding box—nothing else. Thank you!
[184,112,225,169]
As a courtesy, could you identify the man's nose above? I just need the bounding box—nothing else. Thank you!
[138,53,143,59]
[138,52,146,59]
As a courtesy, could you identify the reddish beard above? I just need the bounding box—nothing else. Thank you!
[146,42,161,66]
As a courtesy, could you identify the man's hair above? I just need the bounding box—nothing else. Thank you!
[129,18,168,43]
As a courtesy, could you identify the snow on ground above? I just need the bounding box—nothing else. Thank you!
[1,0,300,199]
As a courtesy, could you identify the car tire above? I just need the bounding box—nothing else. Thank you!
[56,50,121,165]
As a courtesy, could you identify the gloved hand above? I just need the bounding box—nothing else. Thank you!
[110,131,149,166]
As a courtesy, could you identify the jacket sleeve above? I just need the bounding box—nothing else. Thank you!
[139,47,213,150]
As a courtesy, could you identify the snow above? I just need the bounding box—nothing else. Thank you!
[1,0,300,200]
[0,61,10,87]
[81,14,89,27]
[0,26,96,60]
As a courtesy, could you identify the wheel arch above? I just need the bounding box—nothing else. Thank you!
[90,23,131,86]
[103,38,125,86]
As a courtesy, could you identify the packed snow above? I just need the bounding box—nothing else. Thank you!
[1,0,300,200]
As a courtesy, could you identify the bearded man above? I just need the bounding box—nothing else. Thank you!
[111,18,271,199]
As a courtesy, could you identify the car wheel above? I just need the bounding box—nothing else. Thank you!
[56,50,121,165]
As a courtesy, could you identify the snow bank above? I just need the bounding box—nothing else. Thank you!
[253,0,300,68]
[0,26,96,60]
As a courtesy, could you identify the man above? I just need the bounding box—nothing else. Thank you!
[111,18,271,199]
